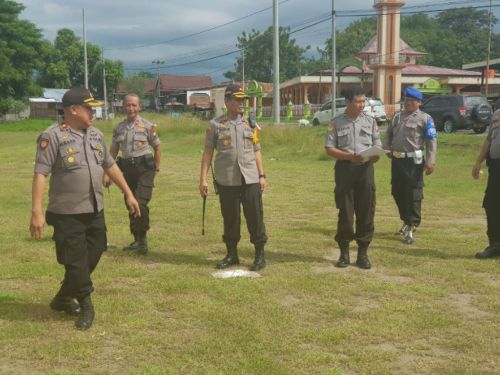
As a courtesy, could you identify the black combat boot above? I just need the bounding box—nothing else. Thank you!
[336,241,350,268]
[75,295,95,330]
[356,243,372,270]
[137,233,148,255]
[475,243,500,259]
[216,243,239,269]
[123,234,139,251]
[50,290,81,316]
[403,225,416,244]
[249,244,266,271]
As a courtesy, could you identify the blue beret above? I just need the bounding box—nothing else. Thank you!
[405,87,423,101]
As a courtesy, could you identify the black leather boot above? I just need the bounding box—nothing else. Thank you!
[356,243,372,269]
[123,234,139,251]
[249,244,265,271]
[50,290,81,316]
[475,243,500,259]
[75,295,95,330]
[216,244,239,269]
[137,233,148,255]
[336,241,350,268]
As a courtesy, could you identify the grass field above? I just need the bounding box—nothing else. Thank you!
[0,115,499,375]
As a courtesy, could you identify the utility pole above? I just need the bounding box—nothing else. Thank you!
[152,60,165,111]
[485,0,493,97]
[272,0,280,124]
[242,49,245,90]
[83,8,88,89]
[331,0,337,116]
[102,48,108,120]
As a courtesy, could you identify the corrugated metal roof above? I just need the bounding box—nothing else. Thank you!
[357,35,427,57]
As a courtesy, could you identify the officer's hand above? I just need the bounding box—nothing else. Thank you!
[472,163,482,179]
[199,180,209,198]
[425,163,435,175]
[351,154,364,163]
[259,176,266,192]
[125,194,141,218]
[103,174,112,188]
[369,155,380,163]
[29,212,45,239]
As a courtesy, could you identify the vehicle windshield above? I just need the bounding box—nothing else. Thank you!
[464,96,488,106]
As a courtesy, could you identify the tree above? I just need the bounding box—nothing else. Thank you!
[118,71,154,99]
[224,26,309,82]
[0,0,46,113]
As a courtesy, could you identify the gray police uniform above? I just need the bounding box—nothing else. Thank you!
[110,116,160,236]
[384,109,437,227]
[34,123,114,300]
[205,114,267,247]
[483,110,500,245]
[325,112,381,246]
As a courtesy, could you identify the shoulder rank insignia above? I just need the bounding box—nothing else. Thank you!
[40,138,49,150]
[149,127,157,137]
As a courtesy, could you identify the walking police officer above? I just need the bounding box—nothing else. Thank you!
[30,88,140,330]
[472,109,500,258]
[325,86,381,269]
[199,84,268,271]
[384,87,437,244]
[109,94,161,255]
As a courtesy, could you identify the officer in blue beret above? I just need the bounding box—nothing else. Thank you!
[384,87,437,244]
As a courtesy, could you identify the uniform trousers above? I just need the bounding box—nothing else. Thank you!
[119,156,155,235]
[484,158,500,244]
[217,182,268,247]
[46,210,107,300]
[334,160,376,245]
[391,158,424,227]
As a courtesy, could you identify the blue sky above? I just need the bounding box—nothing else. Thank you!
[17,0,500,83]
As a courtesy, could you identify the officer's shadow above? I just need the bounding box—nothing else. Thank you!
[0,296,69,322]
[107,249,215,266]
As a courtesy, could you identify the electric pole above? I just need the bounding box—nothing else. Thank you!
[272,0,280,124]
[102,48,108,120]
[485,0,493,97]
[83,8,88,89]
[331,0,336,116]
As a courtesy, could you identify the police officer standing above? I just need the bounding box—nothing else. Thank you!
[325,86,381,269]
[108,94,161,255]
[384,87,437,244]
[30,88,140,330]
[472,109,500,258]
[199,84,268,271]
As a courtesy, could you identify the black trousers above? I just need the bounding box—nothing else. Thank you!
[334,161,376,245]
[391,158,424,227]
[484,159,500,244]
[46,210,107,300]
[217,182,268,247]
[120,156,155,235]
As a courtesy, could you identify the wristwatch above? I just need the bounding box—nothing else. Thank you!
[259,174,266,178]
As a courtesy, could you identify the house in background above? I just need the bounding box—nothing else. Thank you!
[29,88,68,120]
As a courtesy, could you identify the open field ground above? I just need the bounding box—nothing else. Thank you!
[0,115,499,375]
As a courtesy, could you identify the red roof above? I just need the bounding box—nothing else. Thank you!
[341,64,481,77]
[357,35,427,58]
[158,75,213,92]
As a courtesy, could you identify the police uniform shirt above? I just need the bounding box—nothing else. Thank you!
[487,109,500,159]
[384,109,437,164]
[325,112,381,153]
[34,123,115,215]
[204,114,261,186]
[110,116,160,158]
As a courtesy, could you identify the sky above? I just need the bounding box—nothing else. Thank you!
[16,0,500,83]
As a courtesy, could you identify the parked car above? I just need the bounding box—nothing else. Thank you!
[420,94,492,134]
[312,97,385,126]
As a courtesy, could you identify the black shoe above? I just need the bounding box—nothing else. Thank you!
[397,224,408,235]
[336,241,350,268]
[123,234,139,251]
[50,296,81,316]
[356,244,371,269]
[403,226,416,244]
[249,245,265,271]
[75,295,95,331]
[475,244,500,259]
[216,254,239,269]
[137,234,148,255]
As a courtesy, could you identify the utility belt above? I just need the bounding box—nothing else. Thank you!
[116,154,155,170]
[392,150,423,165]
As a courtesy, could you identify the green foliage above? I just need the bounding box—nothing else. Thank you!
[0,0,45,112]
[224,26,310,82]
[119,71,154,99]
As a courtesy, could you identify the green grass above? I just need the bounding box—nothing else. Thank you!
[0,118,499,375]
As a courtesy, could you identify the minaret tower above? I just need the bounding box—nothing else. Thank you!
[370,0,406,110]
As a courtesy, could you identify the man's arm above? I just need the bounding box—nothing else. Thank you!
[104,164,141,217]
[199,146,214,197]
[325,146,363,162]
[472,138,491,179]
[255,150,266,192]
[153,145,161,171]
[30,173,47,239]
